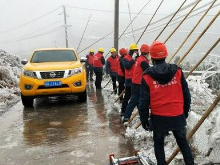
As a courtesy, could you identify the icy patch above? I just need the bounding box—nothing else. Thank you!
[0,142,18,149]
[108,136,119,142]
[70,150,94,158]
[77,132,92,136]
[49,121,62,126]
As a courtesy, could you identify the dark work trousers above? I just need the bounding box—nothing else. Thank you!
[121,86,131,115]
[111,75,117,93]
[118,76,125,100]
[86,65,94,80]
[94,71,103,89]
[124,83,140,121]
[153,129,194,165]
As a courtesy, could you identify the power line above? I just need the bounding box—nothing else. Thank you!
[66,5,176,16]
[123,1,220,36]
[0,6,62,34]
[136,0,165,44]
[126,0,135,42]
[0,20,61,43]
[0,26,62,44]
[122,2,220,39]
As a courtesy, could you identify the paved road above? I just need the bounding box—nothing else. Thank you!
[0,83,135,165]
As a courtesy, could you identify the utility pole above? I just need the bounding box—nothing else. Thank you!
[114,0,119,52]
[63,6,69,48]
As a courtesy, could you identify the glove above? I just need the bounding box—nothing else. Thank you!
[141,119,153,131]
[132,55,136,60]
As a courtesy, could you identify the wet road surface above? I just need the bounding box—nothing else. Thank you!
[0,82,135,165]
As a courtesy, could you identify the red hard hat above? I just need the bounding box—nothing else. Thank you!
[150,41,168,59]
[119,48,128,56]
[140,44,150,53]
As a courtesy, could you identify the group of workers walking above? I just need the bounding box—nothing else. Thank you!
[85,41,194,165]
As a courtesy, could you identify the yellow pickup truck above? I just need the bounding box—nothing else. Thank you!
[19,48,87,107]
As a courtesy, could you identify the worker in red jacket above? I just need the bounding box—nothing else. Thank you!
[120,43,138,117]
[123,44,150,123]
[117,48,127,102]
[139,41,194,165]
[106,48,119,93]
[93,48,105,90]
[86,49,95,81]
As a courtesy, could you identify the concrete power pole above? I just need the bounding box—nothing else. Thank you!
[114,0,119,52]
[63,6,69,48]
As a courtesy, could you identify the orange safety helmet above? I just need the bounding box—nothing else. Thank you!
[140,44,150,53]
[119,48,128,56]
[149,41,168,59]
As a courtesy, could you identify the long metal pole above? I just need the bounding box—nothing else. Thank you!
[164,0,202,44]
[176,10,220,65]
[136,0,165,44]
[166,91,220,164]
[168,0,217,63]
[186,37,220,78]
[63,6,68,48]
[114,0,119,52]
[154,0,188,41]
[77,14,92,52]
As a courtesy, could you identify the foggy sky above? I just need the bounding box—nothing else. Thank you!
[0,0,219,62]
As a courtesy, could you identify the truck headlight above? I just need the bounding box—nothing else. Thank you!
[23,70,37,79]
[68,67,82,77]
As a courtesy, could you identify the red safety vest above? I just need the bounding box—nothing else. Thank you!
[93,52,104,67]
[132,55,149,84]
[143,69,184,117]
[107,55,119,72]
[87,54,94,65]
[118,58,124,76]
[124,54,135,79]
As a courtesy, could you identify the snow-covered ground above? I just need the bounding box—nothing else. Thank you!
[106,75,220,164]
[0,49,22,112]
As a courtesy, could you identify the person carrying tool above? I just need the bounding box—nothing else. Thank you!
[93,48,105,90]
[123,44,150,123]
[117,48,127,103]
[139,41,194,165]
[120,43,138,117]
[106,48,119,94]
[86,49,95,81]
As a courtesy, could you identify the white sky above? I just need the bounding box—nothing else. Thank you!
[0,0,219,62]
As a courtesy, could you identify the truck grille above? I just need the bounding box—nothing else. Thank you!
[38,84,69,89]
[40,71,65,79]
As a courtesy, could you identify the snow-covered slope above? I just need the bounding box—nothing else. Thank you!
[0,49,22,111]
[109,75,220,164]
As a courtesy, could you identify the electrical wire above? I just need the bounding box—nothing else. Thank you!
[0,20,61,43]
[136,0,165,44]
[123,1,220,37]
[122,4,220,39]
[66,5,168,15]
[0,26,62,44]
[126,0,135,42]
[0,6,62,34]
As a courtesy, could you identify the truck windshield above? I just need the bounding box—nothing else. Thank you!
[31,50,77,63]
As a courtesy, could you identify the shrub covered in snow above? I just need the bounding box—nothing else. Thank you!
[0,49,22,110]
